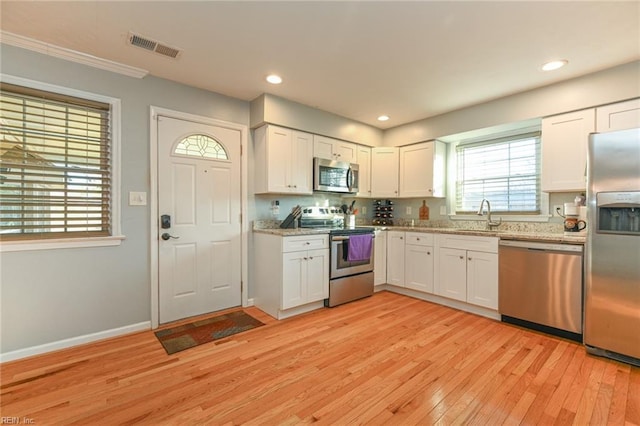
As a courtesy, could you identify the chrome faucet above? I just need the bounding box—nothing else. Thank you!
[477,199,502,230]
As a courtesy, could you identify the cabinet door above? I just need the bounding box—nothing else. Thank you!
[313,135,335,160]
[466,251,498,310]
[399,142,435,198]
[282,251,306,309]
[313,136,357,163]
[266,126,292,193]
[371,147,399,198]
[437,247,467,302]
[306,249,329,302]
[386,231,405,286]
[356,146,372,198]
[290,130,313,194]
[405,244,434,293]
[596,99,640,132]
[541,109,595,192]
[334,141,358,163]
[374,229,387,285]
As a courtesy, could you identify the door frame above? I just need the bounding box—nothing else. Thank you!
[149,106,249,329]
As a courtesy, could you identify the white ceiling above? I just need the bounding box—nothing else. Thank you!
[1,1,639,129]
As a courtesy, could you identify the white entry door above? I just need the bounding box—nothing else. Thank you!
[158,115,241,324]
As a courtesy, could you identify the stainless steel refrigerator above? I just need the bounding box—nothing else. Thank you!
[585,127,640,366]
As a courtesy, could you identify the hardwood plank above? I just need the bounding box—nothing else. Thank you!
[1,291,638,425]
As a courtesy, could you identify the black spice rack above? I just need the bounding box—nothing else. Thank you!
[372,199,394,226]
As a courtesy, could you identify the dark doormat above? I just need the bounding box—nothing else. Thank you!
[155,310,265,355]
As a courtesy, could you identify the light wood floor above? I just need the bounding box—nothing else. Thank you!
[2,291,639,425]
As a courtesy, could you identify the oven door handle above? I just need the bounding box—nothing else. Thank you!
[331,235,375,242]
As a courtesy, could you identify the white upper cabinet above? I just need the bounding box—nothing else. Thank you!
[399,141,446,198]
[313,135,358,163]
[371,147,399,198]
[254,125,313,194]
[596,99,640,132]
[356,145,372,198]
[541,109,595,192]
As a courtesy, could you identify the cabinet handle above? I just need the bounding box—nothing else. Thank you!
[468,257,472,261]
[427,252,431,255]
[400,237,403,240]
[293,185,297,188]
[416,238,420,241]
[305,242,310,245]
[309,256,314,260]
[304,257,308,260]
[459,256,464,259]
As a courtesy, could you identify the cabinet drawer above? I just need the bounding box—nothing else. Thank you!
[283,234,329,252]
[437,234,498,253]
[405,232,434,246]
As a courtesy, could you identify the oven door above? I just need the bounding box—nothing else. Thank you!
[330,235,374,279]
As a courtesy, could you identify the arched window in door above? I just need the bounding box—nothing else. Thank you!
[174,134,228,160]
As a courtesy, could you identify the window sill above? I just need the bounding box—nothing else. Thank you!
[0,235,126,252]
[449,214,552,223]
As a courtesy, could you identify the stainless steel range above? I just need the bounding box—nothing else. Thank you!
[299,206,375,307]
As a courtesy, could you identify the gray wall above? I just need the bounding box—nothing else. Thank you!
[251,93,383,146]
[0,45,249,353]
[384,60,640,146]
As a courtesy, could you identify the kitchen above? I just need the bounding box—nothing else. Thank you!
[1,1,640,424]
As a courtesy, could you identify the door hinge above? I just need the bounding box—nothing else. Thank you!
[239,213,242,224]
[241,281,244,292]
[240,145,243,156]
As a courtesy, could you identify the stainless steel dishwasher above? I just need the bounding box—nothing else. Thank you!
[498,240,583,341]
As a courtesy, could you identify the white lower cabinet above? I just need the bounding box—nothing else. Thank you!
[386,231,405,286]
[404,233,434,293]
[374,229,387,285]
[254,233,329,319]
[465,250,499,309]
[437,247,467,301]
[435,234,499,310]
[385,231,435,293]
[282,248,329,309]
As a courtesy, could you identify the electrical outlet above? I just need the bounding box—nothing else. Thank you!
[406,206,412,215]
[361,206,367,215]
[553,205,563,217]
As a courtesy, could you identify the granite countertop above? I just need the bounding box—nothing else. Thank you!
[253,222,586,244]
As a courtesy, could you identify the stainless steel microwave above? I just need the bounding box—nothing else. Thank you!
[313,157,359,194]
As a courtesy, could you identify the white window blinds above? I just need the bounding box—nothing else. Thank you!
[0,83,112,240]
[455,132,541,214]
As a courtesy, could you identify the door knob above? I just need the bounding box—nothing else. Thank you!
[161,233,179,241]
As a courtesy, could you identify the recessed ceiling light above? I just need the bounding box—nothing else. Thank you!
[377,115,390,122]
[266,74,282,84]
[542,60,568,71]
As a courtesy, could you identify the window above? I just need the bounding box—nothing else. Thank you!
[455,132,541,214]
[174,134,228,160]
[0,82,112,240]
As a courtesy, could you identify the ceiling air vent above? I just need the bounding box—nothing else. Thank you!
[127,32,181,59]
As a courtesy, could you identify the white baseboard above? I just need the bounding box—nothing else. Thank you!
[246,298,255,307]
[0,321,151,363]
[374,284,500,321]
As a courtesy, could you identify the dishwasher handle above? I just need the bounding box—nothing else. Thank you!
[499,239,583,253]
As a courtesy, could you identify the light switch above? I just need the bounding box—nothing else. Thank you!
[129,191,147,206]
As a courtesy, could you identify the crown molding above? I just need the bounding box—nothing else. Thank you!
[0,31,149,79]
